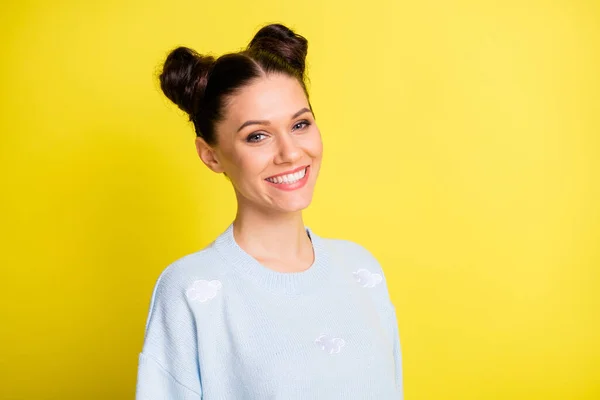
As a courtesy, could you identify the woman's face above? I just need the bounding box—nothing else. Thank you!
[200,74,323,214]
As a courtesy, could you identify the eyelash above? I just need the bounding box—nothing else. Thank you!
[245,120,311,143]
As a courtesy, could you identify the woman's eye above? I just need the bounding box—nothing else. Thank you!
[246,133,266,143]
[293,120,311,131]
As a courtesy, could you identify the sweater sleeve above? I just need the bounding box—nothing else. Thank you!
[373,257,404,398]
[136,264,202,400]
[344,240,404,398]
[387,301,404,398]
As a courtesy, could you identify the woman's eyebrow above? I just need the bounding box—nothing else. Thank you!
[291,107,311,119]
[236,107,312,132]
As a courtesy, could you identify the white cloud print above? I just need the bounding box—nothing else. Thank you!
[186,279,223,302]
[353,269,383,288]
[315,334,346,354]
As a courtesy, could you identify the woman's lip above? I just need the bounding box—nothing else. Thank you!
[264,166,310,191]
[265,165,309,179]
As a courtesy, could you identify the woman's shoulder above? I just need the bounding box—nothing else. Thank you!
[321,236,394,307]
[322,237,382,267]
[320,236,388,283]
[150,241,229,294]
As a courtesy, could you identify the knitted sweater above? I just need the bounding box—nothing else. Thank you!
[136,223,403,399]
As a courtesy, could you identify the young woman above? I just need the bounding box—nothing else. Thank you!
[136,23,404,399]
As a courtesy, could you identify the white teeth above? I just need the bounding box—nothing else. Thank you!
[267,167,307,184]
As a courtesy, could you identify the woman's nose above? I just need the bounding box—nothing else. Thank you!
[274,133,302,164]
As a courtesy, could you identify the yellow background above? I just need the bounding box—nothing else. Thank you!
[1,0,598,399]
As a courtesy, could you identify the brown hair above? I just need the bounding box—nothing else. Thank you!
[159,24,310,145]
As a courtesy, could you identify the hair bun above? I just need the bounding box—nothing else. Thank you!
[248,24,308,75]
[159,47,215,116]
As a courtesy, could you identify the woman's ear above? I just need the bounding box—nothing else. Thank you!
[195,137,225,173]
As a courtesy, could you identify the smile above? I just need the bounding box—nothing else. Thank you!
[265,166,310,191]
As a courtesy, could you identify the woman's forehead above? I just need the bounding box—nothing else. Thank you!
[224,75,309,124]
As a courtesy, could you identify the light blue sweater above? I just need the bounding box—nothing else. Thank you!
[136,223,403,399]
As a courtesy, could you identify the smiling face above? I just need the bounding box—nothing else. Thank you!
[197,73,323,214]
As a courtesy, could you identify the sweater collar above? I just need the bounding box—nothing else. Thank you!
[213,223,332,296]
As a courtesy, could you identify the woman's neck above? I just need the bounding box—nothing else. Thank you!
[232,208,314,273]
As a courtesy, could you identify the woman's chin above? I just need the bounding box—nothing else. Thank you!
[238,189,315,214]
[271,196,313,213]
